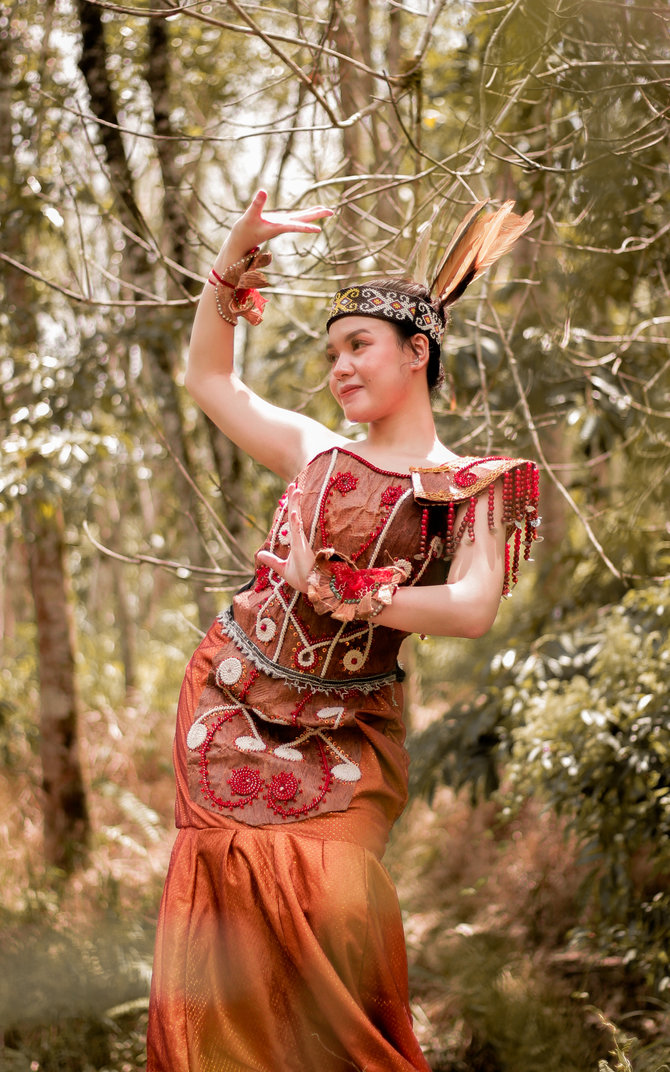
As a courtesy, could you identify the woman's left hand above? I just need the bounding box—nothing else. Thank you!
[256,484,315,593]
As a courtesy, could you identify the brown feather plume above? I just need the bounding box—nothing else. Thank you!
[430,199,533,308]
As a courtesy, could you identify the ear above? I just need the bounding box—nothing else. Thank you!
[407,333,430,371]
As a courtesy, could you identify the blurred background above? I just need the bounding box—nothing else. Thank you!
[1,1,669,1068]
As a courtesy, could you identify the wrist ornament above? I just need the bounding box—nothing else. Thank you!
[307,549,411,623]
[208,247,272,327]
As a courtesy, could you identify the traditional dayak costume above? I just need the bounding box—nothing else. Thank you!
[147,201,538,1071]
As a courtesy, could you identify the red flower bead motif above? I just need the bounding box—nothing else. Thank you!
[268,771,300,803]
[265,739,333,819]
[333,472,357,494]
[228,766,263,798]
[380,485,404,507]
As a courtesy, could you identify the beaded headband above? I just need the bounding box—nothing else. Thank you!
[326,285,445,346]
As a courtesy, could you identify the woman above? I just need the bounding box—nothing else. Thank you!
[147,191,538,1071]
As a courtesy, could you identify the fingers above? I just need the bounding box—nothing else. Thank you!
[256,549,285,575]
[253,198,334,236]
[292,206,334,222]
[287,484,306,543]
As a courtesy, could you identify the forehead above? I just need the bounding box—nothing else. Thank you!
[326,316,395,346]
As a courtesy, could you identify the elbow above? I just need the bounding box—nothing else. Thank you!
[183,363,198,399]
[459,617,494,640]
[456,599,501,639]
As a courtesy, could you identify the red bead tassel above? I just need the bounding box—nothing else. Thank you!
[502,470,514,526]
[446,500,456,556]
[419,507,430,558]
[487,483,496,532]
[516,464,527,525]
[502,540,511,597]
[511,526,522,587]
[466,495,477,541]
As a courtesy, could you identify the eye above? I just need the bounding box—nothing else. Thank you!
[325,351,337,364]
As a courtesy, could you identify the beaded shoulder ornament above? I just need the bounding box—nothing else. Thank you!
[411,455,541,597]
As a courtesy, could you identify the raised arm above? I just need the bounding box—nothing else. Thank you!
[185,191,343,482]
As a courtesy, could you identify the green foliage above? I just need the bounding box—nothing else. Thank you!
[410,581,670,990]
[503,582,670,989]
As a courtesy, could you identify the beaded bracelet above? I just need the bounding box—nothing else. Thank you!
[207,247,272,327]
[307,550,411,623]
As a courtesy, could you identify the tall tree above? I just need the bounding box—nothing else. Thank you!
[1,12,90,874]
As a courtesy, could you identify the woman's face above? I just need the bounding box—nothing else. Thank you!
[326,316,420,423]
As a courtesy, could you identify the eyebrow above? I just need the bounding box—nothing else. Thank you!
[325,326,374,356]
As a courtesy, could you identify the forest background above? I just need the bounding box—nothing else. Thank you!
[1,1,669,1070]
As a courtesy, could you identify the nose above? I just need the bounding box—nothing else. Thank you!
[331,353,353,378]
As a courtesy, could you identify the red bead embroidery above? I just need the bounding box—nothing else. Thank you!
[319,471,358,547]
[381,485,404,507]
[265,738,333,819]
[329,562,395,603]
[351,484,405,562]
[200,713,260,811]
[289,691,314,725]
[238,667,259,702]
[254,565,271,592]
[229,766,263,797]
[268,771,300,802]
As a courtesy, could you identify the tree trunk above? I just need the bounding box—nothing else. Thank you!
[22,493,90,874]
[1,22,89,874]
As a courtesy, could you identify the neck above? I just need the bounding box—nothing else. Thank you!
[365,393,439,462]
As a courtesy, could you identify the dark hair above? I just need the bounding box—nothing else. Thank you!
[367,278,446,391]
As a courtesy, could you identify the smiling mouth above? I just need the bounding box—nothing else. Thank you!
[339,385,361,400]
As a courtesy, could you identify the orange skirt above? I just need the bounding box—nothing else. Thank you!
[147,824,430,1071]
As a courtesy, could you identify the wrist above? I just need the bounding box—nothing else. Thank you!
[213,237,253,271]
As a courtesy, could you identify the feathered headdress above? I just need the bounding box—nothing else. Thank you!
[326,198,533,344]
[428,199,533,307]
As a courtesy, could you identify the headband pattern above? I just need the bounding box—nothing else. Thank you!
[327,285,445,345]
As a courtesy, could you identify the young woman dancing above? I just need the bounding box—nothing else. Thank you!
[147,191,538,1071]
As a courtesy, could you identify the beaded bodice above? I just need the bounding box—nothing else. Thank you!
[182,446,539,828]
[223,448,436,695]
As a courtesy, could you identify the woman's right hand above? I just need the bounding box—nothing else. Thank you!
[226,190,333,257]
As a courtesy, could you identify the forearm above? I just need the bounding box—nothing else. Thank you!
[186,192,331,392]
[185,233,252,389]
[373,574,503,639]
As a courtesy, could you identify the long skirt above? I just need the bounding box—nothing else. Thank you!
[146,823,430,1071]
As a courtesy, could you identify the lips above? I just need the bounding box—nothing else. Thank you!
[338,384,362,401]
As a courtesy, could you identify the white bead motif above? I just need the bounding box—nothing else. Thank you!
[331,761,361,782]
[255,617,277,643]
[186,722,207,749]
[342,649,365,673]
[273,744,304,762]
[297,648,317,668]
[316,706,345,727]
[216,657,243,686]
[234,734,266,752]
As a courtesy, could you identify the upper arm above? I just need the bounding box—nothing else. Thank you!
[445,483,507,631]
[185,369,344,481]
